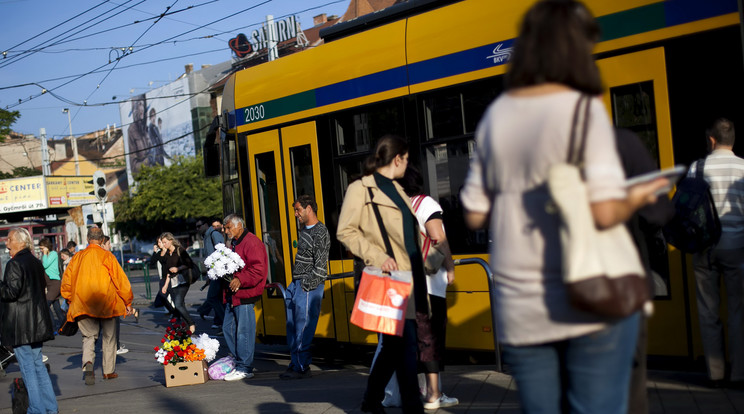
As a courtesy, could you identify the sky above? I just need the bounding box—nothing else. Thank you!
[0,0,349,138]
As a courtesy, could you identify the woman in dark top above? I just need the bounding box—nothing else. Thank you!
[158,232,196,333]
[337,135,427,414]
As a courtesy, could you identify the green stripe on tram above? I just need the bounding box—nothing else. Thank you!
[598,2,666,42]
[241,90,317,125]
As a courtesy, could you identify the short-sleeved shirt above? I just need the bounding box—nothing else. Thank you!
[460,90,626,346]
[411,194,448,298]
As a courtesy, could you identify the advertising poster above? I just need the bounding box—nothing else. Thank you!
[46,176,97,207]
[119,78,195,186]
[0,176,47,213]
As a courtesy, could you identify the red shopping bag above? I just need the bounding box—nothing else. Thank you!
[350,267,412,336]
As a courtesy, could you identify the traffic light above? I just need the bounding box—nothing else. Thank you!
[92,170,107,201]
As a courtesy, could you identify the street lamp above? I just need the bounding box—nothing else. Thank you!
[62,108,80,176]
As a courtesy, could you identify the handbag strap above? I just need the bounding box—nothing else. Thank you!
[367,187,396,260]
[567,94,591,167]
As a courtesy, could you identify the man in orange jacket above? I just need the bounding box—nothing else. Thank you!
[61,227,134,385]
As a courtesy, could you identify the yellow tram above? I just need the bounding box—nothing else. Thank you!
[218,0,744,363]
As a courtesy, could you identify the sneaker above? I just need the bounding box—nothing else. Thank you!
[423,394,459,410]
[116,346,129,355]
[224,370,254,381]
[42,354,49,363]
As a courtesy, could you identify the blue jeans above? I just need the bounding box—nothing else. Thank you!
[285,280,323,372]
[501,313,640,414]
[223,302,256,373]
[14,343,58,414]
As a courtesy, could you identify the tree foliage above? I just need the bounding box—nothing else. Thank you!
[0,108,21,143]
[114,155,222,238]
[0,166,42,179]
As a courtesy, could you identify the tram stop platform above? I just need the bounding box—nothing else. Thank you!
[0,268,740,413]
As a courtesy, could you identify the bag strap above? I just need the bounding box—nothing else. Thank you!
[367,187,396,260]
[567,94,591,167]
[696,157,706,180]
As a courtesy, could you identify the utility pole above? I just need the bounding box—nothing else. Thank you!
[63,108,80,175]
[40,128,51,176]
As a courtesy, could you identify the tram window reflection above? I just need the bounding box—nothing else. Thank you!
[333,101,405,156]
[222,136,239,181]
[423,139,489,254]
[611,81,660,167]
[255,152,286,286]
[290,145,315,201]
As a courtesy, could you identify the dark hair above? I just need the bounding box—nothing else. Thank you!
[398,165,424,197]
[294,195,318,213]
[363,135,409,176]
[505,0,602,94]
[39,237,54,250]
[708,118,735,146]
[66,240,77,249]
[60,248,72,258]
[102,235,111,244]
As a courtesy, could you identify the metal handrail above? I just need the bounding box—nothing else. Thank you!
[278,257,502,372]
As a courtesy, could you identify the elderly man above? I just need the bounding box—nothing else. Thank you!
[222,214,267,381]
[61,227,133,385]
[0,228,57,414]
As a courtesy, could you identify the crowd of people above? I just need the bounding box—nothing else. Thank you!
[4,1,744,413]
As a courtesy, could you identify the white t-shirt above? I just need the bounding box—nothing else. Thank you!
[411,194,448,298]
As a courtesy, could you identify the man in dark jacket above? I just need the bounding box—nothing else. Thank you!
[0,227,57,414]
[197,218,226,330]
[222,214,267,381]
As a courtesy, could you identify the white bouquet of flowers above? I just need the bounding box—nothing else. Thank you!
[203,243,245,282]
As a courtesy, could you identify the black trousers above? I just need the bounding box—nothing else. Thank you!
[364,319,424,413]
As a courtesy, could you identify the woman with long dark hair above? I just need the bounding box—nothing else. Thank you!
[460,1,668,413]
[159,232,196,334]
[337,135,427,414]
[39,237,64,332]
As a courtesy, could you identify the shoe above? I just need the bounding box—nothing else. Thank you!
[103,372,118,380]
[211,324,220,329]
[42,354,48,363]
[360,401,386,414]
[199,312,207,321]
[224,370,254,381]
[280,368,311,380]
[83,361,95,385]
[423,394,459,410]
[116,346,129,355]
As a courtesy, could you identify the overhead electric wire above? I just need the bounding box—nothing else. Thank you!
[0,0,144,69]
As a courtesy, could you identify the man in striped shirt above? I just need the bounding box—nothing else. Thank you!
[280,195,331,380]
[690,118,744,388]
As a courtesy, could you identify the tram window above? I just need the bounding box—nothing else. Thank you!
[290,145,315,201]
[610,81,661,167]
[333,101,405,156]
[222,136,239,181]
[255,152,286,286]
[422,139,489,254]
[423,92,464,140]
[610,81,670,298]
[337,159,364,200]
[462,81,501,133]
[222,182,242,217]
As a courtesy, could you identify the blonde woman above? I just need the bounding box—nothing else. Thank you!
[159,233,196,333]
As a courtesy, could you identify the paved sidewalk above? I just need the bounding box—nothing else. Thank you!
[0,270,741,413]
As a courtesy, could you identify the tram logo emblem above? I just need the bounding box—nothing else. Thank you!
[487,43,513,64]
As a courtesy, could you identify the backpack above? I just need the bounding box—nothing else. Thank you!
[11,377,29,414]
[662,158,722,253]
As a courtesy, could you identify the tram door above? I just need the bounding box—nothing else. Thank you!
[246,121,334,339]
[597,47,694,358]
